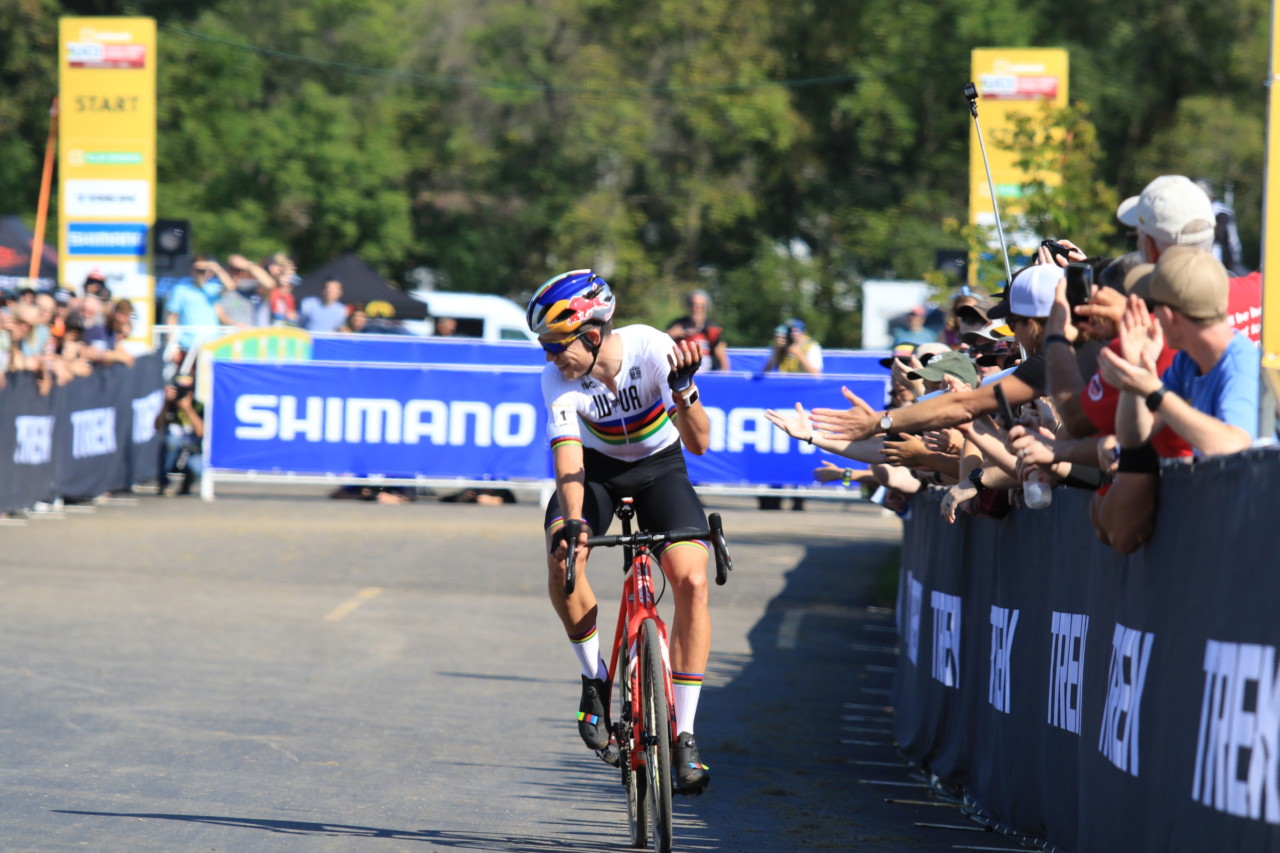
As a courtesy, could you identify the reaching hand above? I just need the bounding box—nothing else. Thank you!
[881,432,930,468]
[891,355,922,395]
[941,482,976,524]
[1074,286,1126,340]
[764,402,814,443]
[813,460,851,483]
[922,428,963,456]
[1008,424,1057,475]
[810,387,881,442]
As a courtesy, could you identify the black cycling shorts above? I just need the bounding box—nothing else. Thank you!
[543,441,707,540]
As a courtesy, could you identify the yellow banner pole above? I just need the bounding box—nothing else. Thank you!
[28,98,58,285]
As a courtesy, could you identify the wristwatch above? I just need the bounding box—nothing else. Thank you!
[1144,385,1167,413]
[675,385,700,407]
[968,467,988,493]
[879,411,894,433]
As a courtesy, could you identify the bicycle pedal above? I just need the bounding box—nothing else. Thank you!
[596,743,621,767]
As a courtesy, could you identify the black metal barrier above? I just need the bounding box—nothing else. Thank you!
[0,355,165,513]
[893,448,1280,852]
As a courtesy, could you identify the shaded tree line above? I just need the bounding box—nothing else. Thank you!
[0,0,1267,346]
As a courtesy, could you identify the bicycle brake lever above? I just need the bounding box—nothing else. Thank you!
[708,513,733,585]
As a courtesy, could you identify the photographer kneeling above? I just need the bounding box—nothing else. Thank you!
[157,373,204,496]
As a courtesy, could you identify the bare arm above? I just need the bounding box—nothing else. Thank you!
[712,340,730,372]
[1091,473,1159,555]
[668,339,710,454]
[552,442,587,525]
[764,403,886,464]
[810,373,1039,441]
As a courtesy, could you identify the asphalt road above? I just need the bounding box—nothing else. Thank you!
[0,488,1021,853]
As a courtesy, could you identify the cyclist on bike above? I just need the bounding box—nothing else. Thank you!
[529,269,713,793]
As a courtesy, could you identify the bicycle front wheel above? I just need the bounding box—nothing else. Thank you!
[639,618,673,853]
[620,638,648,849]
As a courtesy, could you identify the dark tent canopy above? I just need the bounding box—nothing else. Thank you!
[296,254,427,320]
[0,215,58,289]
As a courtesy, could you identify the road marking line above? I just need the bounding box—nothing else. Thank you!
[325,587,383,622]
[777,610,802,649]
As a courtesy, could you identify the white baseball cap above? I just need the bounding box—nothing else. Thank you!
[987,263,1062,320]
[1116,175,1215,246]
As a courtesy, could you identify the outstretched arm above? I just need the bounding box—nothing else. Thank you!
[809,375,1039,442]
[765,402,886,464]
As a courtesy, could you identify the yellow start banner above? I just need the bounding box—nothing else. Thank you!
[968,48,1069,248]
[58,17,156,343]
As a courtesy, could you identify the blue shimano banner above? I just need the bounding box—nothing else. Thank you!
[210,361,888,487]
[209,362,548,480]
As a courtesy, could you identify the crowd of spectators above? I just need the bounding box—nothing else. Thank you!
[764,173,1265,553]
[0,269,138,394]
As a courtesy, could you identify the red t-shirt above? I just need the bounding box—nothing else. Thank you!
[1228,271,1262,343]
[1079,337,1192,459]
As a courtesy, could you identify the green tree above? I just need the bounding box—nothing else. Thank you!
[997,101,1121,257]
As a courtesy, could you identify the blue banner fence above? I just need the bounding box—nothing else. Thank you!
[204,358,889,500]
[894,451,1280,852]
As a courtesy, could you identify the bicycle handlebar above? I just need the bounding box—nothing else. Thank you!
[562,513,733,596]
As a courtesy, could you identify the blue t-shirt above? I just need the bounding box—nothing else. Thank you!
[166,281,224,348]
[298,297,348,332]
[1161,332,1259,439]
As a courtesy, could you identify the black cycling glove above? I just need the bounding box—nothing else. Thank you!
[668,350,702,393]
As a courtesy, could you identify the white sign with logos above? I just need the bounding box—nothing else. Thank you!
[64,179,151,218]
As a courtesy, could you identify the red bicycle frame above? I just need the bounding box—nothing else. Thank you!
[605,517,675,769]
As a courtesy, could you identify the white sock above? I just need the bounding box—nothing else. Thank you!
[569,626,605,679]
[673,671,704,735]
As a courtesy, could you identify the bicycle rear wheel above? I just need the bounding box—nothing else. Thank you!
[639,618,673,853]
[620,641,648,848]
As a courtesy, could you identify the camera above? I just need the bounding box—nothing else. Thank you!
[170,376,195,400]
[1040,239,1073,263]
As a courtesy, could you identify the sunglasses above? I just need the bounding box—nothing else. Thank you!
[540,331,586,355]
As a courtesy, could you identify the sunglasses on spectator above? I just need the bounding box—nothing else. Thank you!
[540,331,587,355]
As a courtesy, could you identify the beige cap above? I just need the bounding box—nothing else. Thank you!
[1124,263,1156,300]
[1148,246,1228,321]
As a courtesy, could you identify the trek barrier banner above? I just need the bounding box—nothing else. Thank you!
[207,360,887,486]
[893,449,1280,853]
[306,333,890,377]
[0,354,164,512]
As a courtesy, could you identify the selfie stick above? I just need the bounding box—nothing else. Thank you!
[964,82,1014,286]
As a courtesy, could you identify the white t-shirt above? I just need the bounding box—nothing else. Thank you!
[541,325,684,462]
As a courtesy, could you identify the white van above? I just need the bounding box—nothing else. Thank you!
[402,290,538,343]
